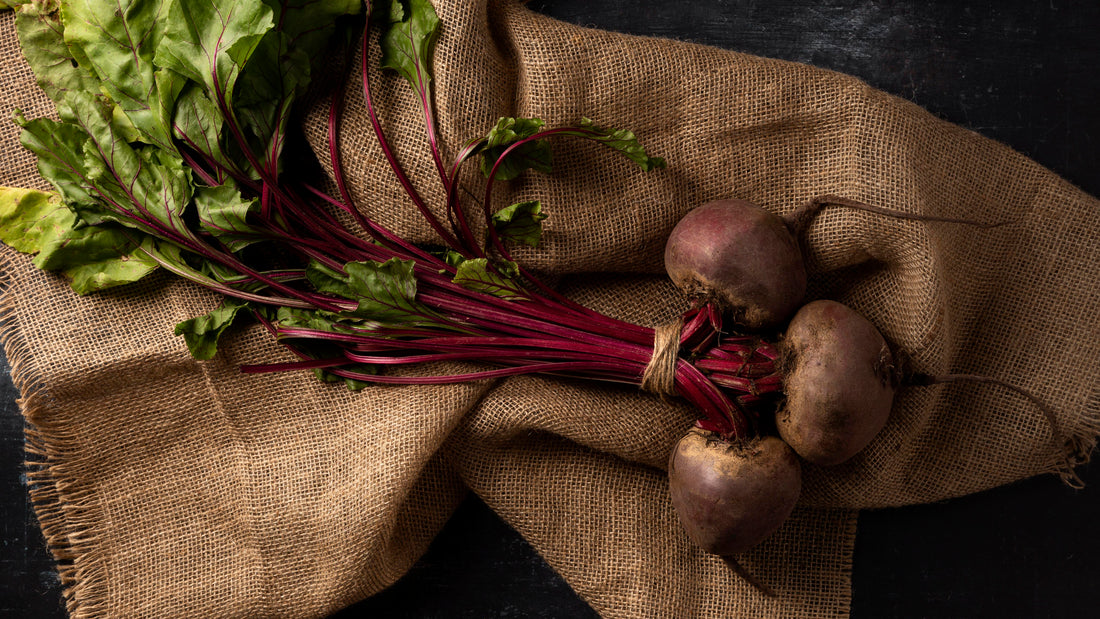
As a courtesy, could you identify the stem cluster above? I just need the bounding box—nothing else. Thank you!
[204,9,778,438]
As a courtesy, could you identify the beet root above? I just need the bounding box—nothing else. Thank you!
[777,300,896,466]
[667,428,802,556]
[664,199,807,329]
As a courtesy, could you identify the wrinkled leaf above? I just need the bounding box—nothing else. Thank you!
[65,90,194,236]
[172,81,230,171]
[491,200,547,247]
[0,186,158,293]
[452,258,526,300]
[233,27,303,165]
[60,0,180,149]
[434,248,466,268]
[272,305,347,333]
[239,0,360,108]
[479,117,552,181]
[306,258,441,328]
[14,110,97,208]
[578,118,666,171]
[173,297,251,360]
[14,0,100,106]
[38,227,159,294]
[154,0,273,113]
[235,0,360,159]
[0,186,62,255]
[194,182,261,251]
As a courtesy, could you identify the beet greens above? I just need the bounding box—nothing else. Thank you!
[0,0,786,440]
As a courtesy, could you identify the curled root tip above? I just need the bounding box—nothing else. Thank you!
[721,555,777,598]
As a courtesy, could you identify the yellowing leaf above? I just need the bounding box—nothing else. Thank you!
[0,186,158,293]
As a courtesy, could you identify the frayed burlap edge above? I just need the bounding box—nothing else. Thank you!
[0,249,105,618]
[1059,391,1100,485]
[839,509,857,618]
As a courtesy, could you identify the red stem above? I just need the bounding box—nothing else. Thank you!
[357,9,464,252]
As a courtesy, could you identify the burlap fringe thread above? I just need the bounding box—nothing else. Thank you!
[0,251,108,619]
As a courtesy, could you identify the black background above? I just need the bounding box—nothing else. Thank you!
[2,0,1099,617]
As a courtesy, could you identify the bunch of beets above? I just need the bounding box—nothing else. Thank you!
[1,0,1060,595]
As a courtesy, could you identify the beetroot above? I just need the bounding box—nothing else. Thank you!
[667,428,802,556]
[664,196,998,332]
[664,199,807,330]
[776,300,897,466]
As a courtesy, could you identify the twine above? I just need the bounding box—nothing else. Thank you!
[641,319,682,398]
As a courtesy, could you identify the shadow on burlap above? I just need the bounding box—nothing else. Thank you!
[1,1,1098,617]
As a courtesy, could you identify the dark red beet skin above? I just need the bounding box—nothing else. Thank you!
[664,199,807,329]
[777,300,896,466]
[668,429,802,556]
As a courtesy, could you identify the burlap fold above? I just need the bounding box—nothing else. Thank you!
[2,0,1098,617]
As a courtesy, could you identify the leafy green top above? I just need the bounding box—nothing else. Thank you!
[0,0,669,383]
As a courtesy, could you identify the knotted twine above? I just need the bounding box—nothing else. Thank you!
[640,320,683,399]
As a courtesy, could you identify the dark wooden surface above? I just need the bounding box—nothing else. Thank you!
[3,0,1099,617]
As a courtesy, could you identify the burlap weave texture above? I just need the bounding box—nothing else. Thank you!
[2,0,1098,617]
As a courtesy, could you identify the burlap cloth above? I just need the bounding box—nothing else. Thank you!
[2,1,1098,617]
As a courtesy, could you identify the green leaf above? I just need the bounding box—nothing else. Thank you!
[60,0,180,150]
[110,103,144,143]
[232,37,300,162]
[435,248,466,268]
[578,118,666,171]
[272,305,346,333]
[0,186,159,293]
[378,0,440,98]
[452,258,526,300]
[13,111,97,208]
[239,0,360,106]
[312,365,376,391]
[57,237,159,294]
[0,186,60,255]
[306,258,442,328]
[172,81,230,169]
[153,0,274,113]
[13,0,101,106]
[64,90,194,236]
[138,235,235,286]
[491,200,547,247]
[479,117,553,181]
[194,182,261,251]
[267,308,378,390]
[234,0,360,154]
[173,297,251,360]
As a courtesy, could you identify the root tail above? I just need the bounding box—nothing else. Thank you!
[721,555,777,598]
[908,370,1085,489]
[784,194,1009,241]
